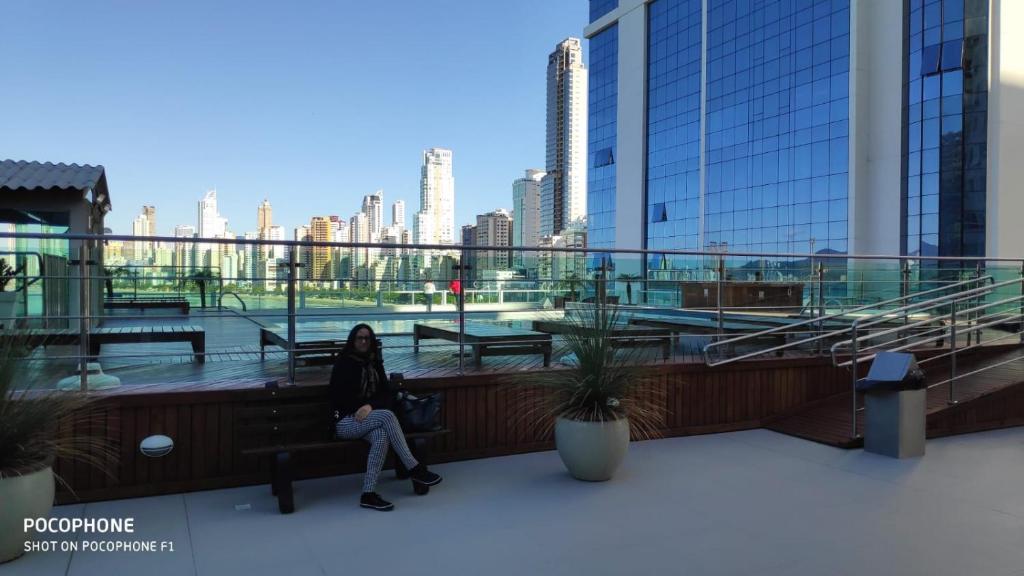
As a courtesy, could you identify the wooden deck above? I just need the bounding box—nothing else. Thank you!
[41,309,1024,504]
[25,309,715,391]
[766,344,1024,447]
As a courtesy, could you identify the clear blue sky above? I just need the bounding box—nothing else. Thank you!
[0,0,587,235]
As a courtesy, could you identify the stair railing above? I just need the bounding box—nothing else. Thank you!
[830,276,1024,438]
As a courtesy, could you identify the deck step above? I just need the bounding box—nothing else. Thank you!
[766,346,1024,447]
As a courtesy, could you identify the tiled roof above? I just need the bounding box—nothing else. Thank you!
[0,159,105,193]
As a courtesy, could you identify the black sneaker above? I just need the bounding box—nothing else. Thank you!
[360,492,394,511]
[410,464,442,487]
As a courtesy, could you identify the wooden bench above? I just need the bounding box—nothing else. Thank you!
[531,319,673,359]
[3,325,206,363]
[239,379,449,514]
[104,297,190,314]
[259,325,346,366]
[413,321,552,367]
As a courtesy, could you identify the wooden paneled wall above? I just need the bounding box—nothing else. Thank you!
[54,358,852,503]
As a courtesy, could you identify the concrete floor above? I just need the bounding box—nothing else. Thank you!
[4,428,1024,576]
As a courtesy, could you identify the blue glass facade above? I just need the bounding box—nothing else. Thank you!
[590,0,619,23]
[646,0,702,260]
[587,24,619,252]
[640,0,851,261]
[903,0,988,258]
[703,0,850,256]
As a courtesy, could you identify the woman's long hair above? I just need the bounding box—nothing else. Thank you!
[342,323,379,360]
[342,323,383,396]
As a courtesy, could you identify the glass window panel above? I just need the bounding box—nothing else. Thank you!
[943,21,964,41]
[922,148,940,174]
[650,202,668,223]
[942,94,963,115]
[922,216,939,234]
[942,39,964,71]
[944,1,964,23]
[941,114,963,137]
[923,118,940,146]
[830,138,848,173]
[907,216,920,237]
[921,44,941,75]
[924,2,941,29]
[923,74,941,99]
[942,70,964,96]
[910,8,923,35]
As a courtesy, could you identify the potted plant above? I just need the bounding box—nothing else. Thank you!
[514,303,664,481]
[0,259,20,328]
[0,335,116,564]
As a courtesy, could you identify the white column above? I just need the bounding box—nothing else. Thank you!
[848,0,904,257]
[986,0,1024,258]
[613,1,647,257]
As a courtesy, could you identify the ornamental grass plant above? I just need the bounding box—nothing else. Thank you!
[511,301,666,441]
[0,334,116,490]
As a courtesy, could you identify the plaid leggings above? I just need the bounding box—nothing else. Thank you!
[336,409,419,493]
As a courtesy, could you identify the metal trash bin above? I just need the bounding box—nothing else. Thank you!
[856,352,927,458]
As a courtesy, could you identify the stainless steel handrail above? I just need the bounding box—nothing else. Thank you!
[7,229,1024,384]
[702,275,994,367]
[8,230,1024,263]
[219,291,248,311]
[830,287,1024,367]
[827,275,1024,438]
[831,297,1021,369]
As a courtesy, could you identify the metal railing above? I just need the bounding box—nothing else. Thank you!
[702,275,997,367]
[3,230,1024,392]
[829,275,1024,438]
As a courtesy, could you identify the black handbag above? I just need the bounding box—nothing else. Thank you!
[394,389,443,432]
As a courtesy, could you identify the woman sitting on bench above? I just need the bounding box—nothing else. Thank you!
[330,323,442,511]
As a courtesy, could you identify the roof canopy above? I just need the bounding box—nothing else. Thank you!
[0,160,111,215]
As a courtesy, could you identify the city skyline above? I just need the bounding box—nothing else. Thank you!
[0,1,586,237]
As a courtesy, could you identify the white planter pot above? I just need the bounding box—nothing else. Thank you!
[554,416,630,482]
[0,292,17,328]
[0,464,55,564]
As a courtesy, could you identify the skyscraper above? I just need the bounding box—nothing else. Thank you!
[142,205,156,236]
[415,148,455,246]
[349,212,370,275]
[256,198,273,263]
[392,200,406,229]
[257,199,272,234]
[476,209,514,273]
[196,190,228,270]
[512,169,545,267]
[130,213,149,262]
[362,191,384,242]
[266,225,284,260]
[541,38,588,238]
[197,190,227,239]
[310,216,333,281]
[129,205,157,262]
[172,224,196,271]
[585,0,1019,263]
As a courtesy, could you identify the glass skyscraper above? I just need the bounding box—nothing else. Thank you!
[586,25,619,252]
[903,0,988,259]
[587,0,1017,275]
